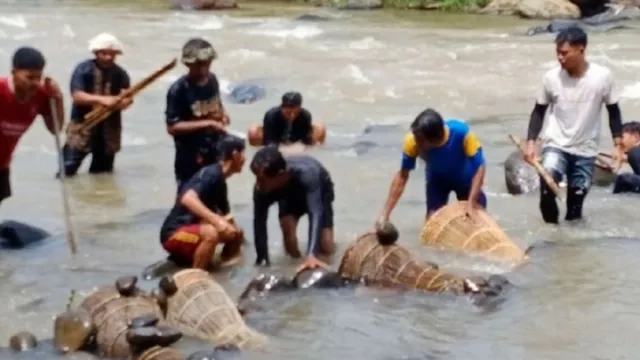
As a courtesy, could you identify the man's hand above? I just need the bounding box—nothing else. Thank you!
[374,214,389,231]
[611,144,625,172]
[43,77,63,100]
[524,140,537,164]
[296,255,328,273]
[116,95,133,111]
[464,201,477,223]
[206,120,226,132]
[216,219,237,239]
[98,96,120,108]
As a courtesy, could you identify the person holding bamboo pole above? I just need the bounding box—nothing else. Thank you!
[524,27,624,224]
[1,47,64,205]
[61,33,132,177]
[165,38,230,194]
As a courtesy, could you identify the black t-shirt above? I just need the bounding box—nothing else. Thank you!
[70,59,130,123]
[160,163,230,242]
[263,106,313,146]
[627,145,640,175]
[253,155,333,262]
[165,73,225,181]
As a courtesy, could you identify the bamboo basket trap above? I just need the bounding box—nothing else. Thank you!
[136,346,184,360]
[420,201,527,263]
[165,269,266,350]
[80,286,164,358]
[338,232,466,293]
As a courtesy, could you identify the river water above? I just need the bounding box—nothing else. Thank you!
[1,1,640,359]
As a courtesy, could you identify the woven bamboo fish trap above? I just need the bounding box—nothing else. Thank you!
[338,232,466,293]
[136,346,184,360]
[420,201,527,263]
[80,286,163,358]
[165,269,266,350]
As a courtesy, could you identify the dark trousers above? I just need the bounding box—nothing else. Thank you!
[539,147,595,224]
[0,168,10,205]
[62,144,115,176]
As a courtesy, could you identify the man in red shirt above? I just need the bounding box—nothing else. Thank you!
[0,47,64,206]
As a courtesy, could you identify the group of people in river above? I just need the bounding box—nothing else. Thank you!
[2,26,640,273]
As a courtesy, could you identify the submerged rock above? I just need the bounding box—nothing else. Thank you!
[171,0,238,10]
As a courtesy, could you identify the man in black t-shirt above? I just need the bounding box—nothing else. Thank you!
[247,92,326,148]
[160,135,245,270]
[613,121,640,194]
[165,38,230,193]
[250,146,335,271]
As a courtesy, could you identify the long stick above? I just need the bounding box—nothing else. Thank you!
[508,134,563,200]
[50,97,78,255]
[80,59,177,131]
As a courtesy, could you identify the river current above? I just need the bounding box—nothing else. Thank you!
[1,1,640,359]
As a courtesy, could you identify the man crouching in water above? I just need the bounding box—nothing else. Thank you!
[377,108,487,227]
[251,146,335,271]
[247,92,326,148]
[159,135,245,270]
[62,33,132,176]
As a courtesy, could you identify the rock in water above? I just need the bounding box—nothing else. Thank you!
[0,220,51,249]
[187,350,218,360]
[128,314,160,329]
[115,275,138,296]
[376,222,399,245]
[228,83,266,104]
[159,275,178,296]
[8,331,37,352]
[54,308,94,353]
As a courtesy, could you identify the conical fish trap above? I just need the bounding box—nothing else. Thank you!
[80,286,163,358]
[165,269,266,350]
[136,346,183,360]
[338,233,465,293]
[420,201,526,262]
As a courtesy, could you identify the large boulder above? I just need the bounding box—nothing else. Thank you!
[481,0,581,19]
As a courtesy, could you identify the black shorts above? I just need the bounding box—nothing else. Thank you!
[278,183,334,228]
[0,169,10,204]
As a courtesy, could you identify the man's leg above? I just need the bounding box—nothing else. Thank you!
[314,195,335,256]
[310,123,327,145]
[539,147,568,224]
[247,125,264,147]
[425,177,450,222]
[162,224,218,270]
[88,149,115,174]
[613,173,640,194]
[0,168,11,206]
[565,154,595,221]
[62,144,88,177]
[219,226,244,265]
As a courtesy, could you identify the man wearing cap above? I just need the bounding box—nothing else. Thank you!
[1,47,64,206]
[62,32,132,177]
[247,91,326,148]
[165,37,230,193]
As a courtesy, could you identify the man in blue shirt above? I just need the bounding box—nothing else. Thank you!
[377,108,487,227]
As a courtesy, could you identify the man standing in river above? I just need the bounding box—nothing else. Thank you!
[165,38,230,193]
[1,47,64,206]
[525,27,624,224]
[62,33,132,177]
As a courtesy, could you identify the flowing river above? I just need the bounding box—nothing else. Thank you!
[1,1,640,359]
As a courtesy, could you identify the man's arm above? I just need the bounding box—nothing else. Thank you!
[179,169,228,227]
[253,186,274,265]
[603,70,623,148]
[379,133,417,222]
[262,110,279,146]
[463,132,486,205]
[165,85,221,136]
[526,75,551,149]
[69,64,109,107]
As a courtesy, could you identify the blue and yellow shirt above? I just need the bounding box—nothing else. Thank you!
[401,119,484,184]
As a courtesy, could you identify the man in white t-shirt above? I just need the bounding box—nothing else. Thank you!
[525,26,624,224]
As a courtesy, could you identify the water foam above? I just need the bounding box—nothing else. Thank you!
[246,23,324,39]
[0,15,27,29]
[621,82,640,99]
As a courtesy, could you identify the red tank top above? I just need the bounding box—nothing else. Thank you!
[0,77,49,169]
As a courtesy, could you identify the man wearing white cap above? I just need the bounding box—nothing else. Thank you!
[61,32,132,177]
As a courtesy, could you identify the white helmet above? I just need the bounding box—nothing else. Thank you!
[88,33,123,54]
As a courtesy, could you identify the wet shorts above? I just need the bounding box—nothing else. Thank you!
[278,184,335,228]
[426,176,487,214]
[0,169,10,205]
[161,224,202,263]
